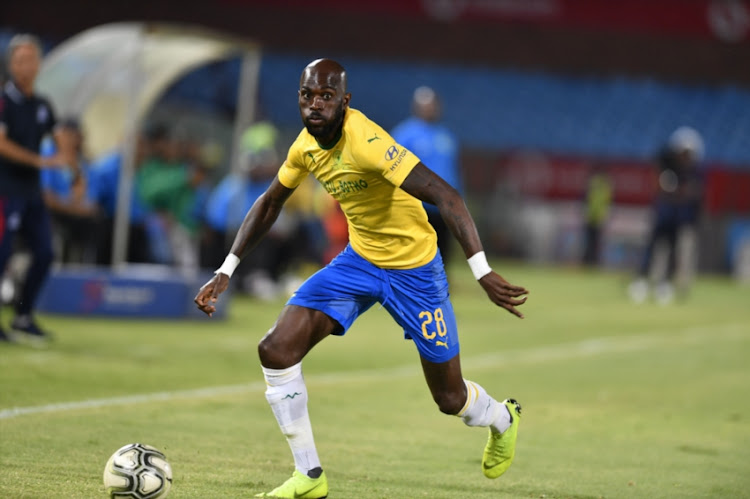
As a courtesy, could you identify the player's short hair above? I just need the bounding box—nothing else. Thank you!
[413,86,437,106]
[7,33,43,61]
[60,116,82,130]
[668,126,704,162]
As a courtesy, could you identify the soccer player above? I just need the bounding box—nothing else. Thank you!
[195,59,528,498]
[628,126,705,304]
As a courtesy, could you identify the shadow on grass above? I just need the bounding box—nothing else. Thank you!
[676,444,719,456]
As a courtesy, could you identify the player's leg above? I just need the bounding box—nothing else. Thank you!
[384,251,521,479]
[12,195,54,338]
[258,304,340,368]
[630,215,666,303]
[655,221,679,305]
[256,246,380,498]
[420,353,521,479]
[0,196,18,342]
[256,305,339,498]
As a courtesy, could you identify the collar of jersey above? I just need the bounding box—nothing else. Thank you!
[315,127,343,150]
[4,80,26,104]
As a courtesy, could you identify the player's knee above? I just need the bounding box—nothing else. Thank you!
[257,333,282,366]
[257,328,298,368]
[433,390,465,415]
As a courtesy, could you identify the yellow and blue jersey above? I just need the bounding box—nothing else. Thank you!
[278,108,437,269]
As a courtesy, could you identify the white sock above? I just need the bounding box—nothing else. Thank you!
[457,379,512,434]
[262,363,321,475]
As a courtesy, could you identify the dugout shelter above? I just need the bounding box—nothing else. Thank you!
[33,22,260,318]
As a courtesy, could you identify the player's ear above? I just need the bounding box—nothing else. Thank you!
[343,92,352,108]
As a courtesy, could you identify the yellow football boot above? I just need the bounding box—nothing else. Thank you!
[255,469,328,498]
[482,398,522,479]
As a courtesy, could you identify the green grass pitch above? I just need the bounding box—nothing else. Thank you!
[1,262,749,498]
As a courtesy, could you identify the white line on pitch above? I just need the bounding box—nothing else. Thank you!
[0,322,746,421]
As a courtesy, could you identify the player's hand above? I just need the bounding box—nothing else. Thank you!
[39,153,68,169]
[194,273,230,317]
[478,272,529,319]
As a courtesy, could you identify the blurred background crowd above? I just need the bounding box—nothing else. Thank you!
[1,0,750,304]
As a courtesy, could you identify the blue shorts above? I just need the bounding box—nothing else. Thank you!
[287,244,460,363]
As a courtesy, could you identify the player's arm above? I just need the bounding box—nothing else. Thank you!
[229,177,296,259]
[194,177,296,316]
[400,162,529,318]
[53,125,79,170]
[0,129,60,169]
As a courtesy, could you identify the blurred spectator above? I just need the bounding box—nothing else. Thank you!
[40,117,101,264]
[135,123,185,264]
[628,126,705,304]
[581,162,612,266]
[167,137,219,272]
[391,86,461,272]
[133,125,220,272]
[204,122,307,298]
[89,135,151,265]
[0,34,67,342]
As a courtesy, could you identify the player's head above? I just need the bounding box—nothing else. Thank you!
[412,86,441,123]
[667,126,704,167]
[7,34,42,93]
[239,121,280,180]
[58,116,84,154]
[298,58,351,143]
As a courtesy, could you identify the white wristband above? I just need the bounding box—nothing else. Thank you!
[467,251,492,280]
[215,253,241,278]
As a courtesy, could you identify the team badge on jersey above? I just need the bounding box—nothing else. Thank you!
[37,104,49,124]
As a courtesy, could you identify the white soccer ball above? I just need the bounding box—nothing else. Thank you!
[103,443,173,499]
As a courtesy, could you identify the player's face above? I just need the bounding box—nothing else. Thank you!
[676,148,697,168]
[298,69,350,143]
[9,43,41,93]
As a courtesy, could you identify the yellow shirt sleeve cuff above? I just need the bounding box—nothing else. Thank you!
[277,162,305,189]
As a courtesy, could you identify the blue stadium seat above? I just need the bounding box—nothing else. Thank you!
[157,52,750,168]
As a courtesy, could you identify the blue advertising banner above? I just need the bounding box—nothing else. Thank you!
[36,265,228,319]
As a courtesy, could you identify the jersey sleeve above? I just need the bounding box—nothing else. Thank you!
[277,132,310,189]
[352,114,421,187]
[39,168,55,190]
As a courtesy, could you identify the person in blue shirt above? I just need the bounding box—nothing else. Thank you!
[89,136,152,265]
[40,117,101,264]
[203,122,296,297]
[392,86,462,272]
[203,123,278,266]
